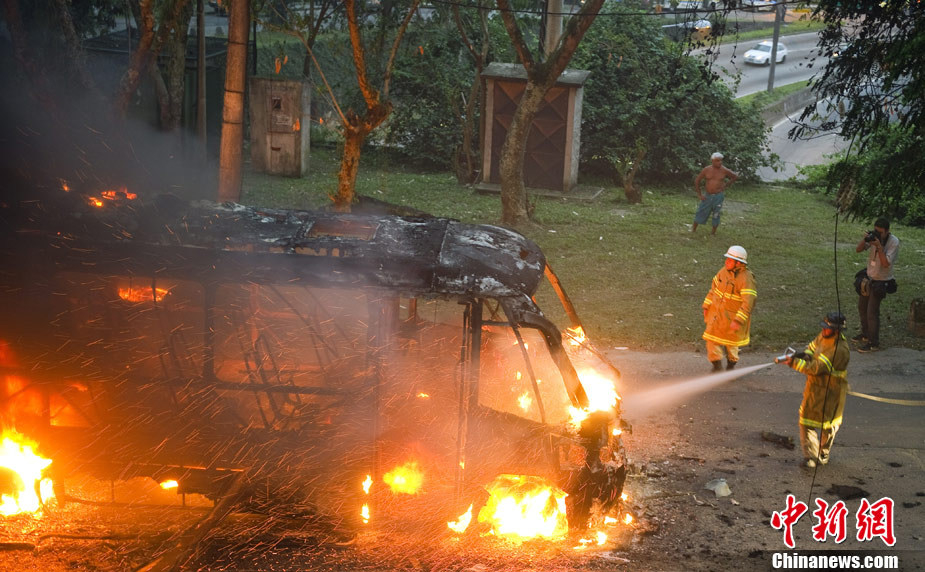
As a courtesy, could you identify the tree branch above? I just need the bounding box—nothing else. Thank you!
[382,0,421,99]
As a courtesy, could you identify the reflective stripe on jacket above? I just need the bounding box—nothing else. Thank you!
[702,266,757,347]
[793,332,850,429]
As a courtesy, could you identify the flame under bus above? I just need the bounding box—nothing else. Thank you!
[0,193,626,533]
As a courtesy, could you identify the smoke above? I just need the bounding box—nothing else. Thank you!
[621,363,774,420]
[0,37,216,204]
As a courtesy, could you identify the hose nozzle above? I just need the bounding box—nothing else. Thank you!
[775,346,796,364]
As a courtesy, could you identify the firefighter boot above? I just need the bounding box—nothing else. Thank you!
[726,360,737,370]
[711,360,722,373]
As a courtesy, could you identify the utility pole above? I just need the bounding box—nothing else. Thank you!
[544,0,563,55]
[196,0,206,154]
[766,1,784,92]
[218,0,250,202]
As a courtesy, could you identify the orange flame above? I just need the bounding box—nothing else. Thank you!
[568,367,620,431]
[517,391,532,412]
[383,461,423,495]
[361,503,370,524]
[447,504,473,533]
[292,118,301,132]
[0,430,54,516]
[362,474,372,495]
[118,286,170,303]
[477,475,568,541]
[574,530,608,550]
[566,325,587,348]
[159,480,179,490]
[87,197,104,208]
[101,188,137,201]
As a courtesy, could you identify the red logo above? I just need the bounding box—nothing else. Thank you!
[856,497,896,546]
[771,496,896,548]
[770,494,808,549]
[812,498,848,543]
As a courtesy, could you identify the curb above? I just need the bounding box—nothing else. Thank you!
[759,86,818,124]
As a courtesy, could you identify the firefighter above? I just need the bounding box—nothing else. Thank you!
[779,312,850,468]
[701,245,757,372]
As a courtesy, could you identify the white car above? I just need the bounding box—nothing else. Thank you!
[741,0,776,11]
[743,41,788,65]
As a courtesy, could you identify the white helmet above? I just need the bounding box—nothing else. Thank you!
[724,245,748,264]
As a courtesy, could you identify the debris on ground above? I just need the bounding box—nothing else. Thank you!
[704,479,732,498]
[826,485,870,500]
[760,431,795,450]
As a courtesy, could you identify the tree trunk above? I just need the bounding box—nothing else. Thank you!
[0,0,55,108]
[499,83,546,224]
[51,0,100,97]
[335,122,364,210]
[327,0,415,210]
[114,0,156,116]
[163,1,195,130]
[621,147,645,204]
[495,0,605,225]
[451,2,489,185]
[218,0,250,202]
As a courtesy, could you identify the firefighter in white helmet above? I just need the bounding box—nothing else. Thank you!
[701,245,757,372]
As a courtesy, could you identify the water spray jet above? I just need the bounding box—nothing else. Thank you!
[622,362,775,420]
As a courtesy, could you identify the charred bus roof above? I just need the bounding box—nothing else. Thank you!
[3,194,546,300]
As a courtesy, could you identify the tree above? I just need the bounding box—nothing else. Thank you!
[1,0,117,107]
[572,6,770,197]
[273,0,420,210]
[385,0,492,183]
[494,0,605,225]
[792,0,925,225]
[115,0,195,131]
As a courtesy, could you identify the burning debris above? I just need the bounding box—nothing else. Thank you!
[0,186,631,567]
[0,430,54,516]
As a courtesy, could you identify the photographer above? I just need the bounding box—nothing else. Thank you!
[854,218,899,352]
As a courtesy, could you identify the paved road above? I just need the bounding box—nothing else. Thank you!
[756,110,847,181]
[610,347,925,571]
[701,27,847,182]
[709,31,826,98]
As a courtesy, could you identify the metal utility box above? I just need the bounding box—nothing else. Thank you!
[249,78,310,177]
[479,63,589,193]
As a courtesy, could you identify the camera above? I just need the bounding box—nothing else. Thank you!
[864,230,879,242]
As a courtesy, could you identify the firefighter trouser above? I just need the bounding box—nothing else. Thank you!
[706,340,739,363]
[800,423,839,464]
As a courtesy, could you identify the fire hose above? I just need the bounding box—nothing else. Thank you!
[775,347,925,407]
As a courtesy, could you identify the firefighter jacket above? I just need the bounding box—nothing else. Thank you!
[701,265,757,347]
[792,332,850,429]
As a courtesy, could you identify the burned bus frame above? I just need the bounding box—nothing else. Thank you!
[0,193,625,530]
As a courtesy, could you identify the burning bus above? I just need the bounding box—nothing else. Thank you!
[0,187,626,538]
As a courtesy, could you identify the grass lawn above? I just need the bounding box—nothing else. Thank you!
[242,147,925,353]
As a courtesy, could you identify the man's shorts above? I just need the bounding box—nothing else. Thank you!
[694,192,725,226]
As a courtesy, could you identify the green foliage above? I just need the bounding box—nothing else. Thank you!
[799,124,925,227]
[382,6,522,171]
[571,6,772,184]
[384,15,477,170]
[792,0,925,226]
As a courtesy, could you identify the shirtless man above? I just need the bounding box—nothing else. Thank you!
[693,152,738,234]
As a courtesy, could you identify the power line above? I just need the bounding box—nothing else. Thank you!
[423,0,811,18]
